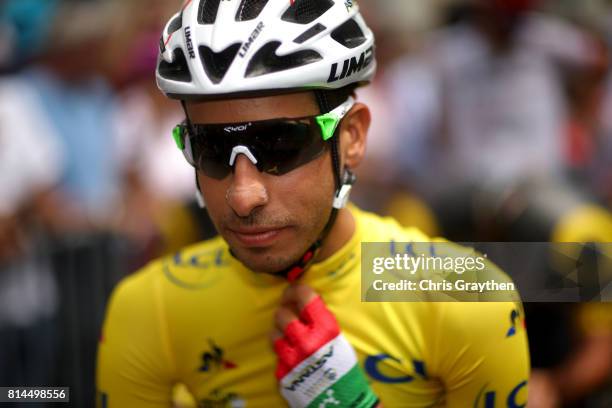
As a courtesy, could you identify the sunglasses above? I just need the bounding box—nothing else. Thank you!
[172,97,355,180]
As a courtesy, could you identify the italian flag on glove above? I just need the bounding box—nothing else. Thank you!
[273,285,380,408]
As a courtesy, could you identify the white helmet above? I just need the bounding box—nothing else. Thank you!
[157,0,376,100]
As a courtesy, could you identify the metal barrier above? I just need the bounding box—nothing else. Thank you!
[0,233,131,407]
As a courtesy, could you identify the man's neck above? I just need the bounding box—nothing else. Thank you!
[315,207,356,262]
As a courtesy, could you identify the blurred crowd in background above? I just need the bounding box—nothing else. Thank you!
[0,0,611,407]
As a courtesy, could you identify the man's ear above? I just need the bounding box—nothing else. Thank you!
[339,102,371,169]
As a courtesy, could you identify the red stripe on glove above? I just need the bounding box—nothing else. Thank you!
[274,296,340,379]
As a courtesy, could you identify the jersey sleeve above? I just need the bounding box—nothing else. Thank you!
[431,301,530,407]
[96,267,177,408]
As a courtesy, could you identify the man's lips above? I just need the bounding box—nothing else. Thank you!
[227,226,289,247]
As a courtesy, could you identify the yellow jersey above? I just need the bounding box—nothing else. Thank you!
[97,207,530,407]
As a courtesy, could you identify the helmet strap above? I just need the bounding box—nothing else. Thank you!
[272,90,348,282]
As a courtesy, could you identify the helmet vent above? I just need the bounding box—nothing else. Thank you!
[281,0,334,25]
[293,23,326,44]
[167,13,183,35]
[331,18,366,48]
[158,49,192,82]
[236,0,269,21]
[245,41,322,78]
[199,44,241,84]
[198,0,222,24]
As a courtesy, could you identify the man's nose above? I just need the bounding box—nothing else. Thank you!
[226,154,269,217]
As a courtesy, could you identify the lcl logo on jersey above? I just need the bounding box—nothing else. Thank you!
[474,380,527,408]
[199,339,237,372]
[506,308,525,338]
[328,46,374,83]
[364,354,427,384]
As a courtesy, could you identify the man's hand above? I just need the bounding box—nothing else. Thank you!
[272,284,380,408]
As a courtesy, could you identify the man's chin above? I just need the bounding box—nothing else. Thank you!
[230,246,301,275]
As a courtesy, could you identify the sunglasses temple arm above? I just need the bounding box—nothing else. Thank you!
[181,100,196,132]
[181,101,207,209]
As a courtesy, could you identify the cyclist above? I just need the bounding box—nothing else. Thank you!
[97,0,530,406]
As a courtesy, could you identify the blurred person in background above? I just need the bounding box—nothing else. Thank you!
[363,1,612,406]
[0,0,195,404]
[0,0,125,400]
[0,0,59,73]
[592,72,612,207]
[1,0,201,263]
[0,0,122,231]
[107,0,217,262]
[0,64,63,389]
[549,0,612,208]
[0,0,104,390]
[349,0,442,237]
[384,0,611,242]
[528,302,612,408]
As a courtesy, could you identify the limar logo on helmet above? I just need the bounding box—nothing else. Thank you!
[184,26,195,59]
[239,22,265,58]
[328,46,373,83]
